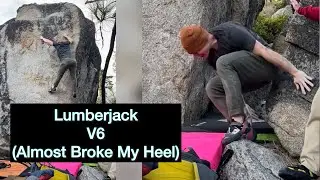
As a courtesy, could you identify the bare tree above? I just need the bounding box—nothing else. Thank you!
[86,0,115,48]
[101,20,116,104]
[86,0,116,104]
[85,0,106,4]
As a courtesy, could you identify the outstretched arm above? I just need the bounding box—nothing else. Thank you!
[291,0,319,21]
[253,40,314,94]
[253,41,298,75]
[40,36,54,46]
[226,23,314,94]
[298,6,319,21]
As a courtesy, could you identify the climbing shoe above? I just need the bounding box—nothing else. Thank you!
[72,92,77,98]
[242,116,256,141]
[48,86,56,93]
[222,122,242,145]
[222,120,255,146]
[0,162,11,169]
[279,164,319,180]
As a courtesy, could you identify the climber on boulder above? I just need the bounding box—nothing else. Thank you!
[178,21,314,145]
[40,34,77,98]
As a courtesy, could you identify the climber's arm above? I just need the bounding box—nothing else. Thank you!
[297,6,320,21]
[290,0,319,21]
[252,40,314,94]
[252,40,298,75]
[40,36,54,46]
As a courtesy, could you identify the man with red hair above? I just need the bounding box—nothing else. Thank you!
[178,22,314,146]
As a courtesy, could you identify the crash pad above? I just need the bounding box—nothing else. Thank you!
[181,132,225,171]
[0,161,29,178]
[40,162,81,177]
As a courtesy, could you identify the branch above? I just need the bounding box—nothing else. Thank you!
[85,0,107,4]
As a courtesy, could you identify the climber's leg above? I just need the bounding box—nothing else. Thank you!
[206,76,230,122]
[300,87,320,176]
[210,50,277,145]
[68,60,77,98]
[49,62,68,93]
[279,88,320,179]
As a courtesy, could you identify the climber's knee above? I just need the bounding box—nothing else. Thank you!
[206,76,225,101]
[215,53,237,76]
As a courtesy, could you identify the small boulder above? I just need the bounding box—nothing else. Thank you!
[220,140,290,180]
[98,162,116,180]
[271,5,293,19]
[78,165,108,180]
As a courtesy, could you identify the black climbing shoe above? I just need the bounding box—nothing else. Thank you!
[279,164,319,180]
[222,122,243,145]
[48,86,56,93]
[222,120,255,146]
[72,92,77,98]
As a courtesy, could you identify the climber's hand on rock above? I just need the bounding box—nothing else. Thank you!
[292,70,314,95]
[290,0,300,11]
[40,36,45,44]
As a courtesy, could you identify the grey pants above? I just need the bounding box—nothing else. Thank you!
[53,58,77,93]
[206,50,278,121]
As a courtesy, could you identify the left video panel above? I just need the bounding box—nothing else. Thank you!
[0,0,116,179]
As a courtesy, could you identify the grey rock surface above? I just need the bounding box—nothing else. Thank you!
[285,14,319,55]
[267,89,314,157]
[262,142,299,166]
[78,165,108,180]
[142,0,265,124]
[221,140,289,180]
[243,82,273,119]
[266,14,319,157]
[301,0,319,7]
[98,162,116,179]
[271,5,293,19]
[260,1,278,17]
[272,34,290,54]
[0,3,101,158]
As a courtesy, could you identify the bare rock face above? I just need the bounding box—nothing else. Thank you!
[266,13,319,157]
[98,162,116,180]
[0,3,101,158]
[78,166,108,180]
[142,0,265,124]
[271,5,293,19]
[221,140,290,180]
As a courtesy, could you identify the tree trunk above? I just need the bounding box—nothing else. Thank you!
[102,20,116,104]
[100,23,104,48]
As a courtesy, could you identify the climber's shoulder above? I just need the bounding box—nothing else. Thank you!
[52,41,59,46]
[213,21,241,30]
[211,21,243,38]
[52,41,71,47]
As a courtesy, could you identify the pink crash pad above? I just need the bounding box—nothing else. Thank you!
[181,132,225,171]
[40,162,82,177]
